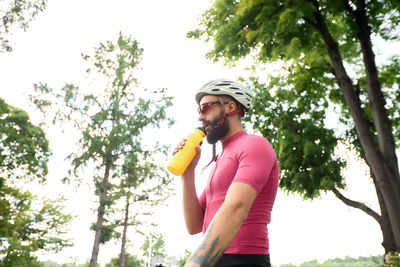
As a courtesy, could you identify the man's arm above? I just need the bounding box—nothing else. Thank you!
[181,167,205,234]
[180,145,204,234]
[184,182,258,267]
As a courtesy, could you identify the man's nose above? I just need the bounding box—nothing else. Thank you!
[198,112,205,121]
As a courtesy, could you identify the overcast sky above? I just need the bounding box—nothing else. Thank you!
[0,0,385,265]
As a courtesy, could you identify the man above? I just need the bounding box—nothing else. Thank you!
[174,79,279,267]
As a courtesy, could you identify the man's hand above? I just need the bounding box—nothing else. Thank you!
[172,138,202,175]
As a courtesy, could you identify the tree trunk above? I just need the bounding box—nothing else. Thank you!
[308,0,400,251]
[375,181,397,253]
[348,1,400,249]
[350,0,400,178]
[119,196,130,267]
[90,156,112,267]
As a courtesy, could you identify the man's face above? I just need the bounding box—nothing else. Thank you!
[198,95,230,144]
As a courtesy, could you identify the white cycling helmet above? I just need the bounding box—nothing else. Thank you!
[195,78,253,112]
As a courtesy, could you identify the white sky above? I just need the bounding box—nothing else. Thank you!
[0,0,386,266]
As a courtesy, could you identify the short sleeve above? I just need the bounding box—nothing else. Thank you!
[232,136,277,193]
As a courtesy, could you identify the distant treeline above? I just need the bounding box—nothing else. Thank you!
[42,255,384,267]
[274,255,384,267]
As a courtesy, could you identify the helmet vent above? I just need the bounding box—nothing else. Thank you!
[229,86,240,90]
[235,92,244,95]
[211,88,221,92]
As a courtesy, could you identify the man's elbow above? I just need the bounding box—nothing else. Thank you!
[184,208,204,235]
[185,219,203,235]
[187,226,202,235]
[236,204,251,223]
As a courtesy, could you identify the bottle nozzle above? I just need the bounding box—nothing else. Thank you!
[197,127,206,136]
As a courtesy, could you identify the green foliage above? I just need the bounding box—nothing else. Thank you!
[103,234,169,267]
[274,255,383,267]
[178,249,192,267]
[89,223,116,244]
[318,255,382,267]
[190,0,400,252]
[384,251,400,266]
[188,0,400,198]
[0,98,50,184]
[42,261,89,267]
[141,232,167,260]
[379,56,400,148]
[0,98,71,265]
[0,0,48,52]
[31,33,174,185]
[0,185,73,266]
[104,253,144,267]
[189,0,399,63]
[245,76,346,198]
[30,33,175,265]
[276,264,297,267]
[299,260,320,267]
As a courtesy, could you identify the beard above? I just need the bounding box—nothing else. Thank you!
[206,112,230,144]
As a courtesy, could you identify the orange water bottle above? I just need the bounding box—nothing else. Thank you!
[167,127,206,176]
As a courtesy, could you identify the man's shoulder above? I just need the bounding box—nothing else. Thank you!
[232,132,274,156]
[240,132,270,146]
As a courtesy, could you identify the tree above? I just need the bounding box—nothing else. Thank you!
[0,97,50,185]
[30,32,174,267]
[272,255,384,266]
[0,0,47,52]
[188,0,400,256]
[0,185,73,267]
[114,156,173,267]
[105,253,145,267]
[141,232,167,266]
[298,260,320,267]
[0,98,72,265]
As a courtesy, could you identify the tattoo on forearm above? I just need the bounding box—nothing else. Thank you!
[186,221,224,266]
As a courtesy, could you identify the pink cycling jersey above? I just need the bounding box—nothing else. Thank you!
[199,130,279,254]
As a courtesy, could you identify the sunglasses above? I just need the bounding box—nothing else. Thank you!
[198,101,228,115]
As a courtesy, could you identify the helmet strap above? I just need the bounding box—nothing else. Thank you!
[218,96,241,122]
[218,114,227,126]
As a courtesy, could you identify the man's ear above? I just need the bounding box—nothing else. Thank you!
[227,101,237,113]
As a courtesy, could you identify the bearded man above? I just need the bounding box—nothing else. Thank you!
[173,79,279,267]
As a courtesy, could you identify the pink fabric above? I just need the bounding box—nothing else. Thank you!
[199,131,279,254]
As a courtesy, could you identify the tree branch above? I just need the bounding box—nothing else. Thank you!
[373,174,397,252]
[303,16,317,28]
[331,187,381,223]
[342,0,356,16]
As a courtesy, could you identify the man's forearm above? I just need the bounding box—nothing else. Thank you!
[182,171,204,234]
[184,220,224,267]
[184,202,247,267]
[184,182,257,267]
